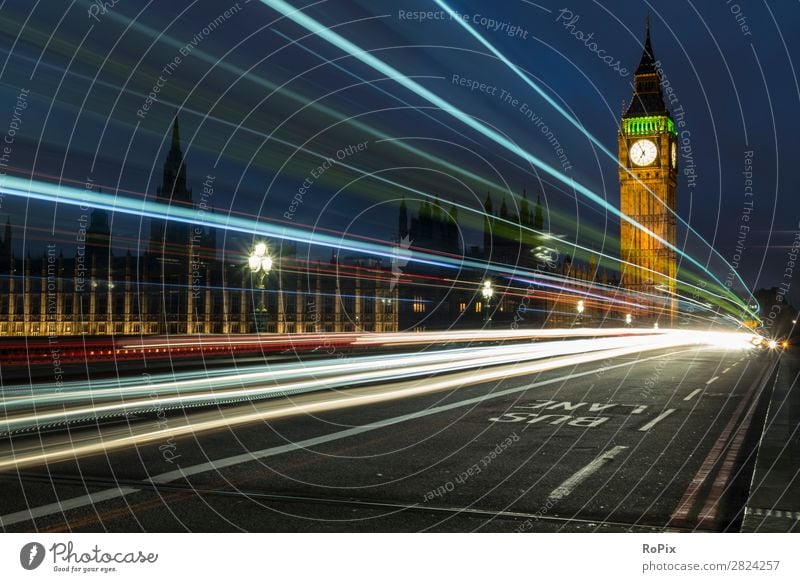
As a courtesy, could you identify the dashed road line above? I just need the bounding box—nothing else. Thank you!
[548,446,629,501]
[683,389,702,401]
[722,367,730,374]
[638,409,676,432]
[705,376,719,385]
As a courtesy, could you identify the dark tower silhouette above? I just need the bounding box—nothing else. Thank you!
[147,114,195,333]
[149,115,193,258]
[407,196,460,256]
[399,196,408,239]
[86,208,112,269]
[533,194,544,232]
[520,189,530,228]
[0,218,11,273]
[483,192,494,258]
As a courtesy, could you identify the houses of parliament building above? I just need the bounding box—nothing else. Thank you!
[0,118,399,337]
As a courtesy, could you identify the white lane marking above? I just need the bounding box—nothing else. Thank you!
[683,389,702,401]
[722,367,730,374]
[1,349,690,526]
[548,446,629,501]
[0,487,138,528]
[705,376,719,385]
[638,409,676,431]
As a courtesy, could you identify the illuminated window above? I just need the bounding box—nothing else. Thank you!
[412,295,426,314]
[458,302,466,313]
[475,302,482,313]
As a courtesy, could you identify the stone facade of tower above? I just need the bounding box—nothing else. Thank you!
[618,19,678,321]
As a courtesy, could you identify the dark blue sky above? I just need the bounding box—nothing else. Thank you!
[0,0,797,301]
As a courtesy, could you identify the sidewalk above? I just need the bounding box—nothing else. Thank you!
[740,350,800,532]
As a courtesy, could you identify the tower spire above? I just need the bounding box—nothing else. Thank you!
[623,17,667,118]
[150,112,192,255]
[171,113,181,152]
[398,196,408,239]
[636,16,656,75]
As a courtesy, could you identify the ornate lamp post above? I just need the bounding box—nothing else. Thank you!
[481,279,494,328]
[248,242,273,333]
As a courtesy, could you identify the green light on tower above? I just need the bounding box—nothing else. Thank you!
[621,116,676,137]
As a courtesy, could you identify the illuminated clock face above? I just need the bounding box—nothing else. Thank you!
[671,142,677,169]
[630,139,658,166]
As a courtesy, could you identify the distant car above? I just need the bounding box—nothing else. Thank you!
[751,336,789,351]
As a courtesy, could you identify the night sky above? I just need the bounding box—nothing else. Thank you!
[0,0,798,304]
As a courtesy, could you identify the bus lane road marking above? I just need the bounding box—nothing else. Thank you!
[489,400,676,432]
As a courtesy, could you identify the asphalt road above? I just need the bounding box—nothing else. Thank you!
[0,343,778,532]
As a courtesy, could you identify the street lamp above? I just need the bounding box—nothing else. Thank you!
[625,313,632,327]
[576,299,585,326]
[481,279,494,328]
[248,242,273,333]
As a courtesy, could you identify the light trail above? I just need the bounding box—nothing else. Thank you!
[0,329,755,472]
[2,328,684,394]
[1,334,681,432]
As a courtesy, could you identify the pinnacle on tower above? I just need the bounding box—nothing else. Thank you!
[623,17,668,118]
[398,196,408,239]
[171,113,181,151]
[636,14,656,75]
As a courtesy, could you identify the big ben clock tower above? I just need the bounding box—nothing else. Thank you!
[619,18,678,322]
